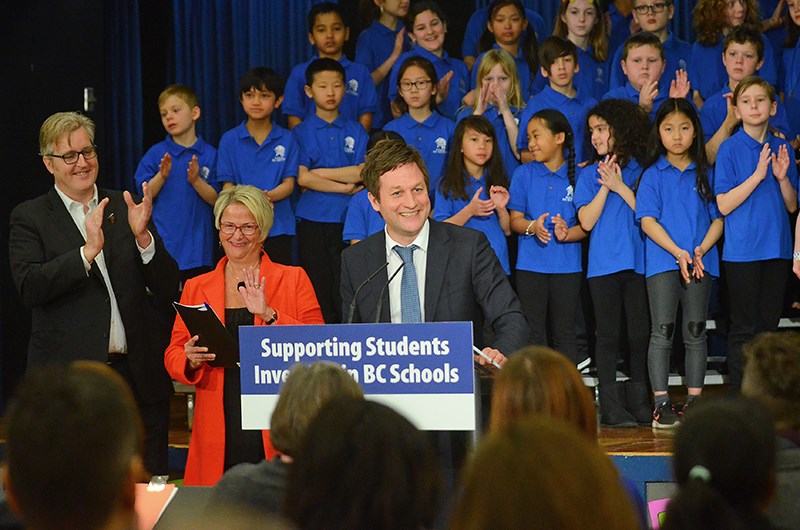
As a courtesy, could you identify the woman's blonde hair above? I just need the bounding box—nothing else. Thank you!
[213,185,274,242]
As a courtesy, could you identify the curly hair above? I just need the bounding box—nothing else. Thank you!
[585,99,650,168]
[693,0,760,46]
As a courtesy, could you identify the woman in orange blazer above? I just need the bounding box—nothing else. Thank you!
[165,185,323,486]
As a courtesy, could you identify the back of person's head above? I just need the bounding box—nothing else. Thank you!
[361,138,430,199]
[743,332,800,431]
[304,57,346,87]
[5,361,143,530]
[662,397,777,530]
[722,23,765,61]
[450,416,639,530]
[284,398,442,530]
[239,67,285,99]
[538,35,578,73]
[490,346,597,439]
[307,1,346,33]
[270,361,364,457]
[38,111,96,156]
[158,84,199,110]
[622,31,665,61]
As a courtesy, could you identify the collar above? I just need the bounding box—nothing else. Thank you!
[384,218,430,258]
[541,85,576,104]
[402,111,440,128]
[414,46,448,64]
[491,42,523,61]
[312,54,351,68]
[655,155,696,171]
[164,134,207,156]
[736,127,774,150]
[308,113,344,129]
[55,184,99,212]
[623,82,641,98]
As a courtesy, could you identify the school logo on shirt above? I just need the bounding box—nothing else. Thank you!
[563,185,574,203]
[272,145,286,163]
[200,166,210,182]
[347,79,359,96]
[514,117,520,126]
[433,137,447,154]
[678,59,687,71]
[344,136,356,154]
[595,67,605,85]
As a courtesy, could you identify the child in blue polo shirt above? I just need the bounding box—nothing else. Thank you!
[609,1,692,96]
[603,32,691,121]
[701,25,791,164]
[509,109,588,366]
[387,1,469,120]
[295,58,369,323]
[384,56,455,201]
[434,115,511,275]
[284,2,377,131]
[574,98,651,428]
[216,67,298,266]
[782,2,800,145]
[133,84,218,282]
[518,37,598,165]
[715,76,798,390]
[636,98,723,429]
[552,0,610,101]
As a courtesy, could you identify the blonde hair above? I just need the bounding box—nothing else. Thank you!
[732,75,776,105]
[553,0,608,62]
[213,185,274,242]
[157,84,199,109]
[474,49,525,112]
[38,112,95,156]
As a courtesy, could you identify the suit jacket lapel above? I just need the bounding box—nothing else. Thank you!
[364,232,392,323]
[98,188,115,270]
[424,221,449,321]
[45,188,105,285]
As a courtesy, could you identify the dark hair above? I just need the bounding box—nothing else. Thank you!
[440,115,509,201]
[362,138,430,198]
[622,31,665,61]
[530,108,576,187]
[478,0,539,80]
[586,99,650,168]
[239,67,285,99]
[722,23,765,61]
[393,55,440,114]
[304,57,346,87]
[662,397,776,530]
[742,331,800,430]
[405,1,447,32]
[367,130,406,152]
[538,35,578,72]
[639,98,712,201]
[784,6,800,48]
[284,398,442,530]
[307,1,346,33]
[6,362,142,530]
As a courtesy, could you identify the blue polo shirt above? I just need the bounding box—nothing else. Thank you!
[383,112,456,198]
[461,6,548,60]
[700,85,791,142]
[471,46,538,100]
[780,42,800,138]
[507,161,582,273]
[343,189,385,242]
[714,129,798,262]
[216,121,299,237]
[456,105,522,177]
[355,20,410,129]
[607,4,633,58]
[609,34,692,93]
[602,82,681,122]
[574,159,645,278]
[516,85,597,164]
[388,47,469,120]
[636,157,721,277]
[294,114,368,223]
[530,45,609,101]
[283,55,378,123]
[689,38,778,101]
[433,173,511,274]
[133,135,218,270]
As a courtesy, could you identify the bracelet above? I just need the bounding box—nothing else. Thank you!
[793,252,800,261]
[675,251,686,264]
[524,219,535,236]
[263,309,278,325]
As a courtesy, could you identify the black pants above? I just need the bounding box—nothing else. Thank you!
[264,234,294,266]
[298,220,345,323]
[588,271,650,386]
[724,259,789,389]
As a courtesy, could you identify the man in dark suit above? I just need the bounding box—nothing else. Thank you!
[9,112,179,476]
[340,139,528,367]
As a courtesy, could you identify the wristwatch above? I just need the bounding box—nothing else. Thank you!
[793,252,800,261]
[263,309,278,325]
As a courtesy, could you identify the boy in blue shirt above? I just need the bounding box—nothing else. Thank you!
[284,2,377,132]
[133,84,218,282]
[217,67,298,266]
[295,58,368,323]
[517,37,598,165]
[700,24,791,164]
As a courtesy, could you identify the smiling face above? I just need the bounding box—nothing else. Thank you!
[368,163,431,246]
[219,202,263,264]
[308,12,349,58]
[621,44,665,91]
[488,4,527,47]
[43,127,98,204]
[734,84,777,127]
[658,110,695,159]
[790,0,800,26]
[398,64,435,110]
[561,0,598,40]
[722,41,763,84]
[588,115,613,157]
[409,9,446,55]
[527,118,565,164]
[377,0,409,19]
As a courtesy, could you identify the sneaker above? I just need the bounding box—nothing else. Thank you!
[576,356,592,373]
[678,400,692,420]
[652,400,680,429]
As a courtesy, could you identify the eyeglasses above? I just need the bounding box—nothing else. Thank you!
[45,146,98,165]
[399,79,433,91]
[633,2,669,14]
[220,223,259,236]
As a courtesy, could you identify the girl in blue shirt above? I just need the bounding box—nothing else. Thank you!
[636,98,723,429]
[780,2,800,145]
[384,56,455,201]
[552,0,609,101]
[509,109,588,365]
[434,115,511,275]
[574,99,651,427]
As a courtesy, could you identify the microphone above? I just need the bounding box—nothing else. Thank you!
[374,262,405,324]
[346,262,389,324]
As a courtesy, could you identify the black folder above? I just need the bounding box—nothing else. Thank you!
[173,302,239,367]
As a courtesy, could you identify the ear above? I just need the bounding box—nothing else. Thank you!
[555,131,566,146]
[769,99,778,117]
[304,85,313,100]
[275,95,284,109]
[43,156,56,175]
[540,66,550,78]
[191,106,201,121]
[487,20,494,35]
[344,27,351,42]
[620,59,628,77]
[667,4,675,20]
[367,191,381,212]
[308,32,315,47]
[733,104,742,121]
[756,58,764,71]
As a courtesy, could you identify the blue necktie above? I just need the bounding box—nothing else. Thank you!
[394,245,421,323]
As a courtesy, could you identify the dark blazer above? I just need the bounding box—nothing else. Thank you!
[9,187,179,402]
[341,220,528,355]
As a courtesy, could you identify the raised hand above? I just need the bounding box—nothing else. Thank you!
[597,154,624,193]
[436,70,454,106]
[84,197,110,262]
[772,143,791,182]
[669,69,691,99]
[754,143,772,182]
[238,266,270,318]
[124,181,153,247]
[159,153,172,179]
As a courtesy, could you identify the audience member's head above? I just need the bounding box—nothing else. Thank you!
[662,397,777,530]
[5,361,144,530]
[742,331,800,431]
[270,361,364,458]
[450,416,639,529]
[490,345,597,440]
[283,398,442,530]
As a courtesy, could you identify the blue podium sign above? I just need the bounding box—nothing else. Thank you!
[238,322,476,430]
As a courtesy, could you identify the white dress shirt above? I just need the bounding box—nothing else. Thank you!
[383,220,430,323]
